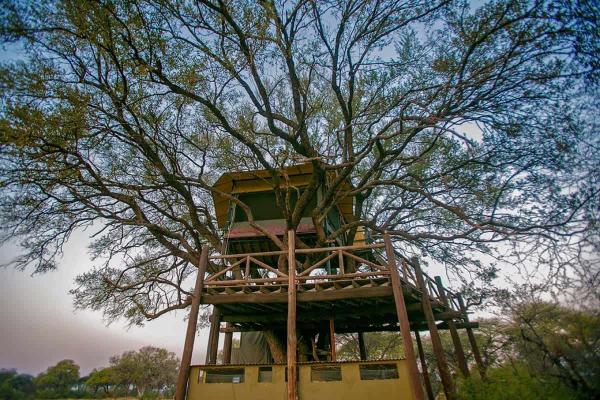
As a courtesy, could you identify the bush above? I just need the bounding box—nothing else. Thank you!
[457,364,577,400]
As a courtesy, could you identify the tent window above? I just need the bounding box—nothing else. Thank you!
[203,368,245,383]
[311,366,342,382]
[258,367,272,383]
[359,364,399,380]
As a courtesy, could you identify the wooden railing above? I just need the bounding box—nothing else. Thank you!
[205,238,461,312]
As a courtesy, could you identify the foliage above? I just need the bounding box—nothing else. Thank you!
[0,369,35,400]
[337,332,403,361]
[33,359,79,398]
[85,367,118,396]
[110,346,179,397]
[507,301,600,398]
[457,363,576,400]
[0,0,597,326]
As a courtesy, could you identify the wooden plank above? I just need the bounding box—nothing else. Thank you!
[202,285,394,304]
[294,242,385,254]
[329,319,336,361]
[286,230,297,400]
[338,250,345,274]
[385,233,425,400]
[298,251,338,276]
[342,251,388,272]
[415,330,435,400]
[222,323,233,364]
[174,245,209,400]
[296,271,390,281]
[435,276,470,378]
[206,307,221,365]
[414,258,455,400]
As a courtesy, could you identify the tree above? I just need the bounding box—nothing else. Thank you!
[337,332,403,361]
[85,367,118,396]
[110,346,179,397]
[34,360,79,398]
[0,370,35,400]
[507,301,600,398]
[0,0,597,328]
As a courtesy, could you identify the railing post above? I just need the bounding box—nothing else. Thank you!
[286,230,298,400]
[435,276,470,378]
[457,294,487,379]
[174,245,209,400]
[206,308,221,365]
[223,322,233,364]
[329,319,337,361]
[413,258,456,400]
[384,233,425,400]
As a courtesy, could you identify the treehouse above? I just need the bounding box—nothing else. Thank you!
[174,164,485,400]
[211,163,363,256]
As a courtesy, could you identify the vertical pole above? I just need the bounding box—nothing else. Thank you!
[384,233,425,400]
[286,230,297,400]
[413,258,455,400]
[329,319,336,361]
[175,245,209,400]
[206,308,221,365]
[457,294,486,379]
[358,332,367,361]
[414,329,435,400]
[223,323,233,365]
[435,276,470,378]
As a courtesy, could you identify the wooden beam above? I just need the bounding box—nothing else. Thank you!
[457,294,487,379]
[414,330,435,400]
[413,258,455,400]
[222,322,233,365]
[174,245,209,400]
[206,308,221,365]
[286,230,297,400]
[385,233,425,400]
[435,276,470,378]
[329,319,336,361]
[202,285,394,304]
[358,332,367,361]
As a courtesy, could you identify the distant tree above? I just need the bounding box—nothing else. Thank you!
[110,346,178,397]
[34,359,79,398]
[85,367,118,396]
[337,332,403,361]
[507,301,600,398]
[0,369,34,400]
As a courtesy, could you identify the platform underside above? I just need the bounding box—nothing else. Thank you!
[202,277,462,333]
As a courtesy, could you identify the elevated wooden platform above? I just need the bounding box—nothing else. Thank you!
[200,242,468,333]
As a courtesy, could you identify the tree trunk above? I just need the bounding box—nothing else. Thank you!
[264,330,286,363]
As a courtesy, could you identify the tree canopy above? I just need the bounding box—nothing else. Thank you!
[0,0,598,323]
[109,346,179,396]
[33,360,79,398]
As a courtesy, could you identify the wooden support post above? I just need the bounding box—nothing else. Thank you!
[174,245,209,400]
[457,294,486,379]
[222,322,233,365]
[329,319,336,361]
[413,258,455,400]
[384,233,425,400]
[358,332,367,361]
[414,330,435,400]
[435,276,470,378]
[206,308,221,365]
[286,230,298,400]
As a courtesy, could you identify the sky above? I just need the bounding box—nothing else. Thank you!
[0,232,212,376]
